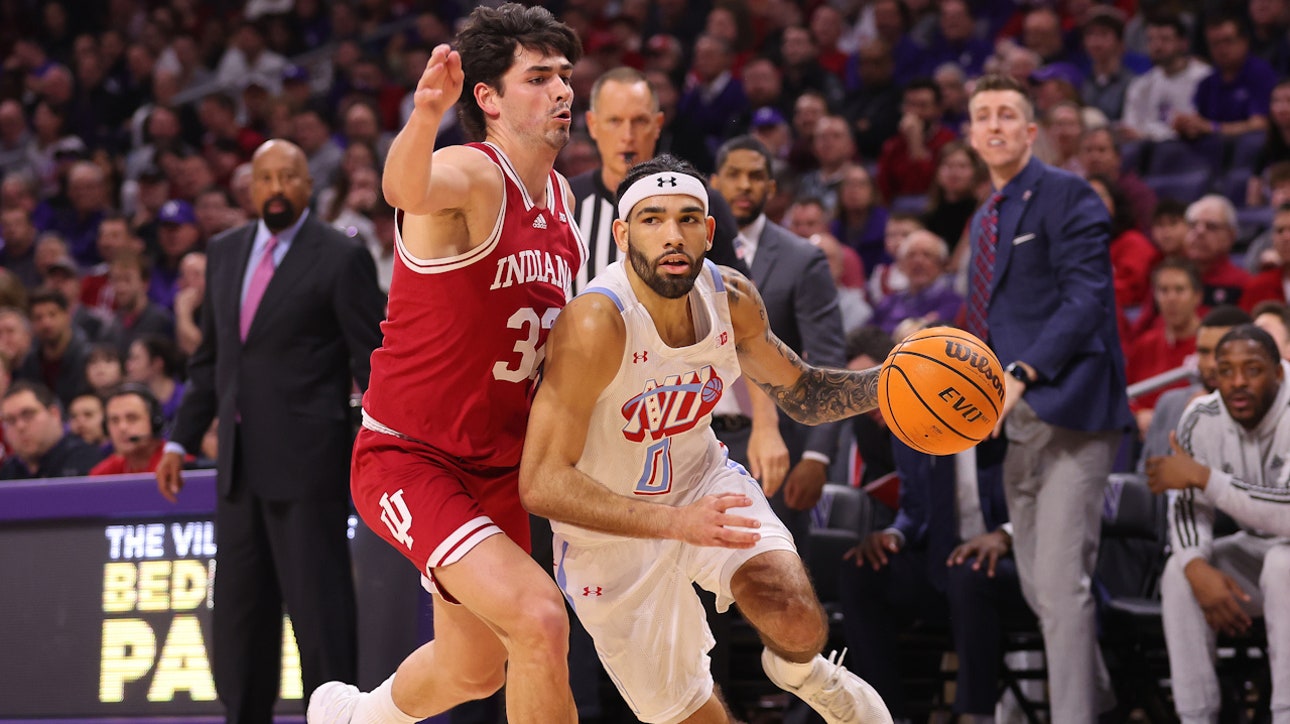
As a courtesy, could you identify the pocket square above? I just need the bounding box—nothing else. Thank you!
[1012,233,1036,246]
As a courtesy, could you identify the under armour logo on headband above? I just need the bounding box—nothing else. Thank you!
[617,172,710,219]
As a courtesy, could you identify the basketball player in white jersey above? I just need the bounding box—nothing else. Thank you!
[520,154,893,724]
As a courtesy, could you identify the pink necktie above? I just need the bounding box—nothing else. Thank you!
[240,236,278,341]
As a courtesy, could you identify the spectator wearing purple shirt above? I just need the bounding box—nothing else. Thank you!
[1177,15,1277,138]
[671,34,747,173]
[830,163,889,273]
[149,200,199,310]
[919,0,994,79]
[872,230,963,334]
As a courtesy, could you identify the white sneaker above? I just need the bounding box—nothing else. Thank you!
[308,681,361,724]
[762,648,894,724]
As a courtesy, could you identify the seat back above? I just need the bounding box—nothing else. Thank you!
[1097,473,1169,602]
[808,483,867,606]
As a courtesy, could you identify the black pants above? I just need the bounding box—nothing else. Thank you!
[212,478,357,723]
[840,549,1027,716]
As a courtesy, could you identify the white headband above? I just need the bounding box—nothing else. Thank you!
[617,172,710,220]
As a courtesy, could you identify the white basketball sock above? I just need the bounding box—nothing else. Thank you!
[352,675,420,724]
[763,649,817,688]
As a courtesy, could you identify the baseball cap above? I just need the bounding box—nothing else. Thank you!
[751,106,787,128]
[157,199,196,225]
[1030,62,1083,89]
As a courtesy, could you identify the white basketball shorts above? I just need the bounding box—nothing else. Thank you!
[551,460,797,723]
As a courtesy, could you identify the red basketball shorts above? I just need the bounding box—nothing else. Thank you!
[350,427,530,600]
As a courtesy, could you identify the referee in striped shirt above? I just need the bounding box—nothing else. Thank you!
[567,66,748,293]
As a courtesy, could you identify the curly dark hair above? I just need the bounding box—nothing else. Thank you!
[454,3,581,141]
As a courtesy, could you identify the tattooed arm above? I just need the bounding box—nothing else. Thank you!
[722,267,880,424]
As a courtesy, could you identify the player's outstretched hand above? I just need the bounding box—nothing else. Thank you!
[675,493,762,549]
[414,44,464,120]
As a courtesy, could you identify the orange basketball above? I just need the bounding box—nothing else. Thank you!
[877,327,1007,456]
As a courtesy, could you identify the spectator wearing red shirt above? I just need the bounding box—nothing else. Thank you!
[89,384,169,476]
[1185,195,1250,308]
[1127,258,1202,436]
[1088,175,1162,314]
[807,5,848,80]
[80,213,143,315]
[197,93,265,161]
[876,79,958,203]
[1241,203,1290,311]
[1129,200,1192,339]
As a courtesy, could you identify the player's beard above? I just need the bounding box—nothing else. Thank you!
[627,236,704,299]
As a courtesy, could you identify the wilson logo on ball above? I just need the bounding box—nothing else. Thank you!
[943,341,1005,403]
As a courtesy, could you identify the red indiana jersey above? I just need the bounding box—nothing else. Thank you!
[363,142,585,468]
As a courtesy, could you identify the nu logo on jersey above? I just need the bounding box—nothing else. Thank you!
[489,248,572,294]
[621,365,724,442]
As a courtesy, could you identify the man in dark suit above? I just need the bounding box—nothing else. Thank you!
[966,75,1133,723]
[155,139,385,723]
[709,134,847,544]
[841,436,1027,721]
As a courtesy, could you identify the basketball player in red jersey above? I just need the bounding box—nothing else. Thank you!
[307,5,621,723]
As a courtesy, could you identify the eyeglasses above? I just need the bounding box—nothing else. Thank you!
[1187,219,1228,233]
[1,407,43,427]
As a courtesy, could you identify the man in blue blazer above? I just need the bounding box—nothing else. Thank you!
[841,436,1027,720]
[965,75,1133,723]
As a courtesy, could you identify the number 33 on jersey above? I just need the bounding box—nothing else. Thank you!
[363,142,585,469]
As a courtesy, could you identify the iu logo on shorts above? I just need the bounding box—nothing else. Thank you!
[379,489,415,550]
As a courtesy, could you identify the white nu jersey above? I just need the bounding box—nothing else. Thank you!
[553,259,742,545]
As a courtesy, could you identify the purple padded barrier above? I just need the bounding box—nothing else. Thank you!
[0,470,218,522]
